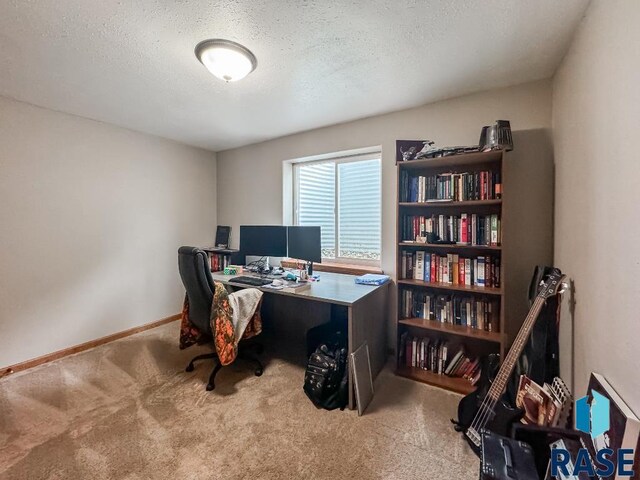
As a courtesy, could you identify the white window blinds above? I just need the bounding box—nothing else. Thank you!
[294,153,381,264]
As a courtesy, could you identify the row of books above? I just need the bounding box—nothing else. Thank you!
[401,214,501,246]
[400,251,501,288]
[210,253,231,272]
[400,170,502,203]
[400,290,500,332]
[399,333,482,385]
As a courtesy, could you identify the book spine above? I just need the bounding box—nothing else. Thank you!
[464,258,471,286]
[414,251,425,280]
[452,254,459,286]
[473,259,478,286]
[471,214,477,245]
[424,254,431,282]
[460,214,468,244]
[431,254,437,283]
[477,257,485,287]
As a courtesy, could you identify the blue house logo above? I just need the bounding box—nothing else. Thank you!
[576,391,610,438]
[551,391,635,478]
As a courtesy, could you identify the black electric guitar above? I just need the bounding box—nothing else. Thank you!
[453,269,566,455]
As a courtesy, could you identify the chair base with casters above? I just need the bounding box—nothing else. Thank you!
[185,342,265,391]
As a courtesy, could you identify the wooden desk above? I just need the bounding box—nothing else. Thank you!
[210,271,389,410]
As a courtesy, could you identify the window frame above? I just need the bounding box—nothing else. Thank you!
[292,150,382,267]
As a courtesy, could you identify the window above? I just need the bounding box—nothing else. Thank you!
[293,152,381,265]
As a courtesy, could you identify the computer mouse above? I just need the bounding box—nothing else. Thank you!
[271,279,284,286]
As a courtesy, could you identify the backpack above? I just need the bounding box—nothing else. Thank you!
[303,339,348,411]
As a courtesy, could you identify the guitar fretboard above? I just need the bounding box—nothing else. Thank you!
[485,296,546,401]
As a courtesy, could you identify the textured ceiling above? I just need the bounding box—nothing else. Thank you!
[0,0,589,151]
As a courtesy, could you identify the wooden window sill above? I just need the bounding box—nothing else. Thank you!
[281,259,383,276]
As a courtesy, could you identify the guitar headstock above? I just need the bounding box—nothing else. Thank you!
[538,270,567,300]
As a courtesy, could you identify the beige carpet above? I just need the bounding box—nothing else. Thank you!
[0,321,479,479]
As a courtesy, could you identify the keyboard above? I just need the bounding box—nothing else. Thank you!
[229,276,273,286]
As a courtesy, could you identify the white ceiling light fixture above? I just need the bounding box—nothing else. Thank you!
[195,39,257,82]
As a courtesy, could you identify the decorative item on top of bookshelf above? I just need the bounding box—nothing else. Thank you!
[395,121,512,164]
[479,120,513,152]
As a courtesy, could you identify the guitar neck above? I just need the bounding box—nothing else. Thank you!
[486,296,546,400]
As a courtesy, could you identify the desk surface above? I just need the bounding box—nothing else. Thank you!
[210,271,386,307]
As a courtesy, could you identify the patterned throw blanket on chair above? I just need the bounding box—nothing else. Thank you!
[179,281,263,365]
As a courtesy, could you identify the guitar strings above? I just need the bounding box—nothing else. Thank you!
[468,279,560,436]
[469,303,537,436]
[467,296,545,437]
[468,296,544,435]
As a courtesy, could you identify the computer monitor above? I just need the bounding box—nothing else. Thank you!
[287,226,322,263]
[239,225,288,258]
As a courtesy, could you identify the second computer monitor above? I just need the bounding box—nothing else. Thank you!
[287,226,322,263]
[239,225,288,257]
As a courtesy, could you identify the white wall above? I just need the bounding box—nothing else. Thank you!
[553,0,640,411]
[0,96,217,367]
[217,80,553,344]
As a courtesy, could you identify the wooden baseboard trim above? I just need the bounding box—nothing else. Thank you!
[0,313,181,379]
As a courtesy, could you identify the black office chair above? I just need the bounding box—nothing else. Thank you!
[178,246,264,391]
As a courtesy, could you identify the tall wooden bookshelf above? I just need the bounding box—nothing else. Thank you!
[395,147,553,394]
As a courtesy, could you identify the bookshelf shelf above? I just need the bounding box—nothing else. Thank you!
[397,279,503,296]
[398,317,503,343]
[398,242,502,251]
[396,365,475,395]
[398,150,503,170]
[399,199,502,208]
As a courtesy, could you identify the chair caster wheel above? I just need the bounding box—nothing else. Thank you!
[185,364,194,372]
[255,369,263,377]
[206,383,215,391]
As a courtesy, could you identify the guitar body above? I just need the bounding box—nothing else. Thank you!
[458,393,524,454]
[454,355,524,454]
[456,354,498,430]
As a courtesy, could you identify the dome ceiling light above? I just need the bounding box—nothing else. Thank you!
[195,39,257,82]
